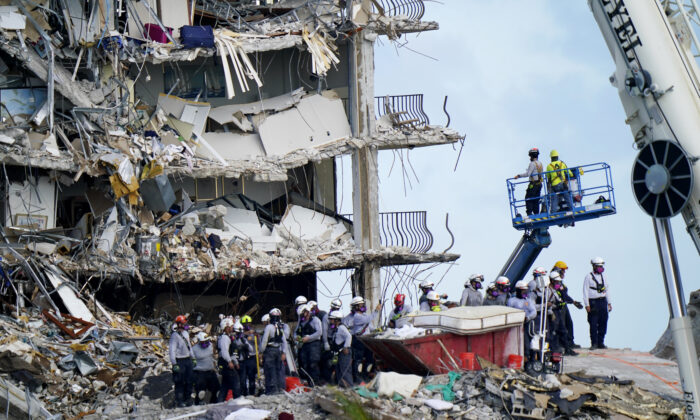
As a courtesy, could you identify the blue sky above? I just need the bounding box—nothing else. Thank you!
[318,1,700,352]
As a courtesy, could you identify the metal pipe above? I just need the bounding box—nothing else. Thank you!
[653,218,687,318]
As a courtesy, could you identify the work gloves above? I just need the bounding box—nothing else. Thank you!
[324,342,330,352]
[573,301,583,309]
[172,364,180,373]
[192,359,197,367]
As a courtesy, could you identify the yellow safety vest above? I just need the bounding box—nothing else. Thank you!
[546,161,572,186]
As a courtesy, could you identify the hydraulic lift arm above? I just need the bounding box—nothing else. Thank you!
[498,228,551,283]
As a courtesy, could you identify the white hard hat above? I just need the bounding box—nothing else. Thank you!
[549,271,562,281]
[297,304,309,316]
[233,322,244,332]
[496,276,510,285]
[427,291,440,301]
[533,267,547,276]
[330,299,342,309]
[261,314,270,323]
[350,296,365,306]
[329,310,343,320]
[591,257,605,265]
[307,300,318,308]
[468,273,484,281]
[219,316,234,330]
[269,308,281,316]
[196,332,208,343]
[419,280,434,289]
[295,296,308,306]
[515,280,529,290]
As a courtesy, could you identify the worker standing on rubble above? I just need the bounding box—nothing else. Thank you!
[169,315,194,408]
[321,299,342,384]
[295,304,322,386]
[261,308,287,394]
[547,272,578,356]
[328,310,353,388]
[217,317,241,401]
[388,294,412,328]
[546,150,575,216]
[191,332,220,405]
[418,280,447,308]
[238,315,258,396]
[483,276,511,306]
[460,274,484,306]
[421,291,448,312]
[346,296,381,383]
[583,257,611,350]
[551,261,583,350]
[508,281,537,360]
[514,148,544,215]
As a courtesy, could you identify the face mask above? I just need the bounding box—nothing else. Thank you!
[595,266,605,274]
[490,290,499,297]
[330,323,337,329]
[473,282,482,290]
[183,325,190,331]
[501,286,510,293]
[359,306,366,313]
[270,316,280,324]
[520,291,529,299]
[300,315,307,322]
[553,283,562,290]
[200,341,210,349]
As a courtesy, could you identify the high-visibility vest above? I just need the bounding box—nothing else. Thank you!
[546,161,572,186]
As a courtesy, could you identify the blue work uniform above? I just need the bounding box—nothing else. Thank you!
[583,272,610,348]
[260,322,287,394]
[217,334,241,401]
[388,304,413,328]
[169,330,193,406]
[346,310,377,383]
[320,312,334,383]
[191,343,219,405]
[295,316,322,386]
[508,295,537,359]
[460,286,483,306]
[328,323,353,387]
[237,332,258,396]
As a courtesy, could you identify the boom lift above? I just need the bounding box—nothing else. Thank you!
[498,162,617,283]
[589,1,700,418]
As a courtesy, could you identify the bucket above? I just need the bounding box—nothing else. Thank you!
[507,354,523,369]
[459,352,477,370]
[285,376,307,392]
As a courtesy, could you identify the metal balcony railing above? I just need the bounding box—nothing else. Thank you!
[342,211,434,253]
[375,94,430,128]
[372,0,425,21]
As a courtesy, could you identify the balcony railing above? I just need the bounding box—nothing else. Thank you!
[342,211,434,253]
[375,94,430,129]
[372,0,426,21]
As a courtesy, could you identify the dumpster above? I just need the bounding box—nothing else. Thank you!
[360,306,525,375]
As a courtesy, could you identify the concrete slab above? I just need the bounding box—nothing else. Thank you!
[563,348,682,400]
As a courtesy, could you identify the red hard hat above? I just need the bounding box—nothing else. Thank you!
[395,294,405,306]
[529,148,539,156]
[175,315,187,324]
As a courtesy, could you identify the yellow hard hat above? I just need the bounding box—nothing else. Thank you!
[554,261,568,270]
[550,150,559,158]
[241,315,252,324]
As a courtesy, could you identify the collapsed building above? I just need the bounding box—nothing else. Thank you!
[0,1,462,335]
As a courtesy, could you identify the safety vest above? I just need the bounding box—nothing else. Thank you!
[546,161,571,186]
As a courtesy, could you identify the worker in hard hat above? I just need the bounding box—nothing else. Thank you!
[388,294,413,328]
[294,296,308,317]
[169,315,194,407]
[321,299,342,384]
[483,283,500,305]
[483,276,511,306]
[294,304,323,386]
[237,315,258,396]
[421,291,448,312]
[346,296,382,383]
[508,281,537,360]
[551,261,583,350]
[217,316,241,401]
[583,257,611,350]
[546,150,575,218]
[461,274,484,306]
[327,310,353,388]
[192,332,219,405]
[544,272,573,356]
[260,308,287,394]
[418,280,447,308]
[514,147,544,215]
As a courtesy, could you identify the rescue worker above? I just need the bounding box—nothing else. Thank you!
[514,147,544,215]
[388,294,412,328]
[321,299,342,384]
[418,280,447,308]
[528,267,548,299]
[217,317,241,402]
[483,276,511,306]
[294,296,308,314]
[507,281,537,360]
[345,296,380,383]
[551,261,583,349]
[421,291,448,312]
[482,283,500,305]
[546,150,575,215]
[260,308,287,394]
[460,274,484,306]
[238,315,258,396]
[261,314,270,325]
[583,257,611,350]
[295,304,322,386]
[308,300,326,324]
[191,332,219,405]
[328,310,353,388]
[547,272,577,356]
[169,315,194,407]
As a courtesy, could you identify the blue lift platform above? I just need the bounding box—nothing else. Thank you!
[499,162,617,283]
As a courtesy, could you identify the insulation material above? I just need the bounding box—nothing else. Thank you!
[257,93,351,156]
[4,177,56,230]
[277,205,349,243]
[410,306,526,334]
[195,132,265,161]
[371,372,422,399]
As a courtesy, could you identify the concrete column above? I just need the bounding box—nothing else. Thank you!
[347,7,381,308]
